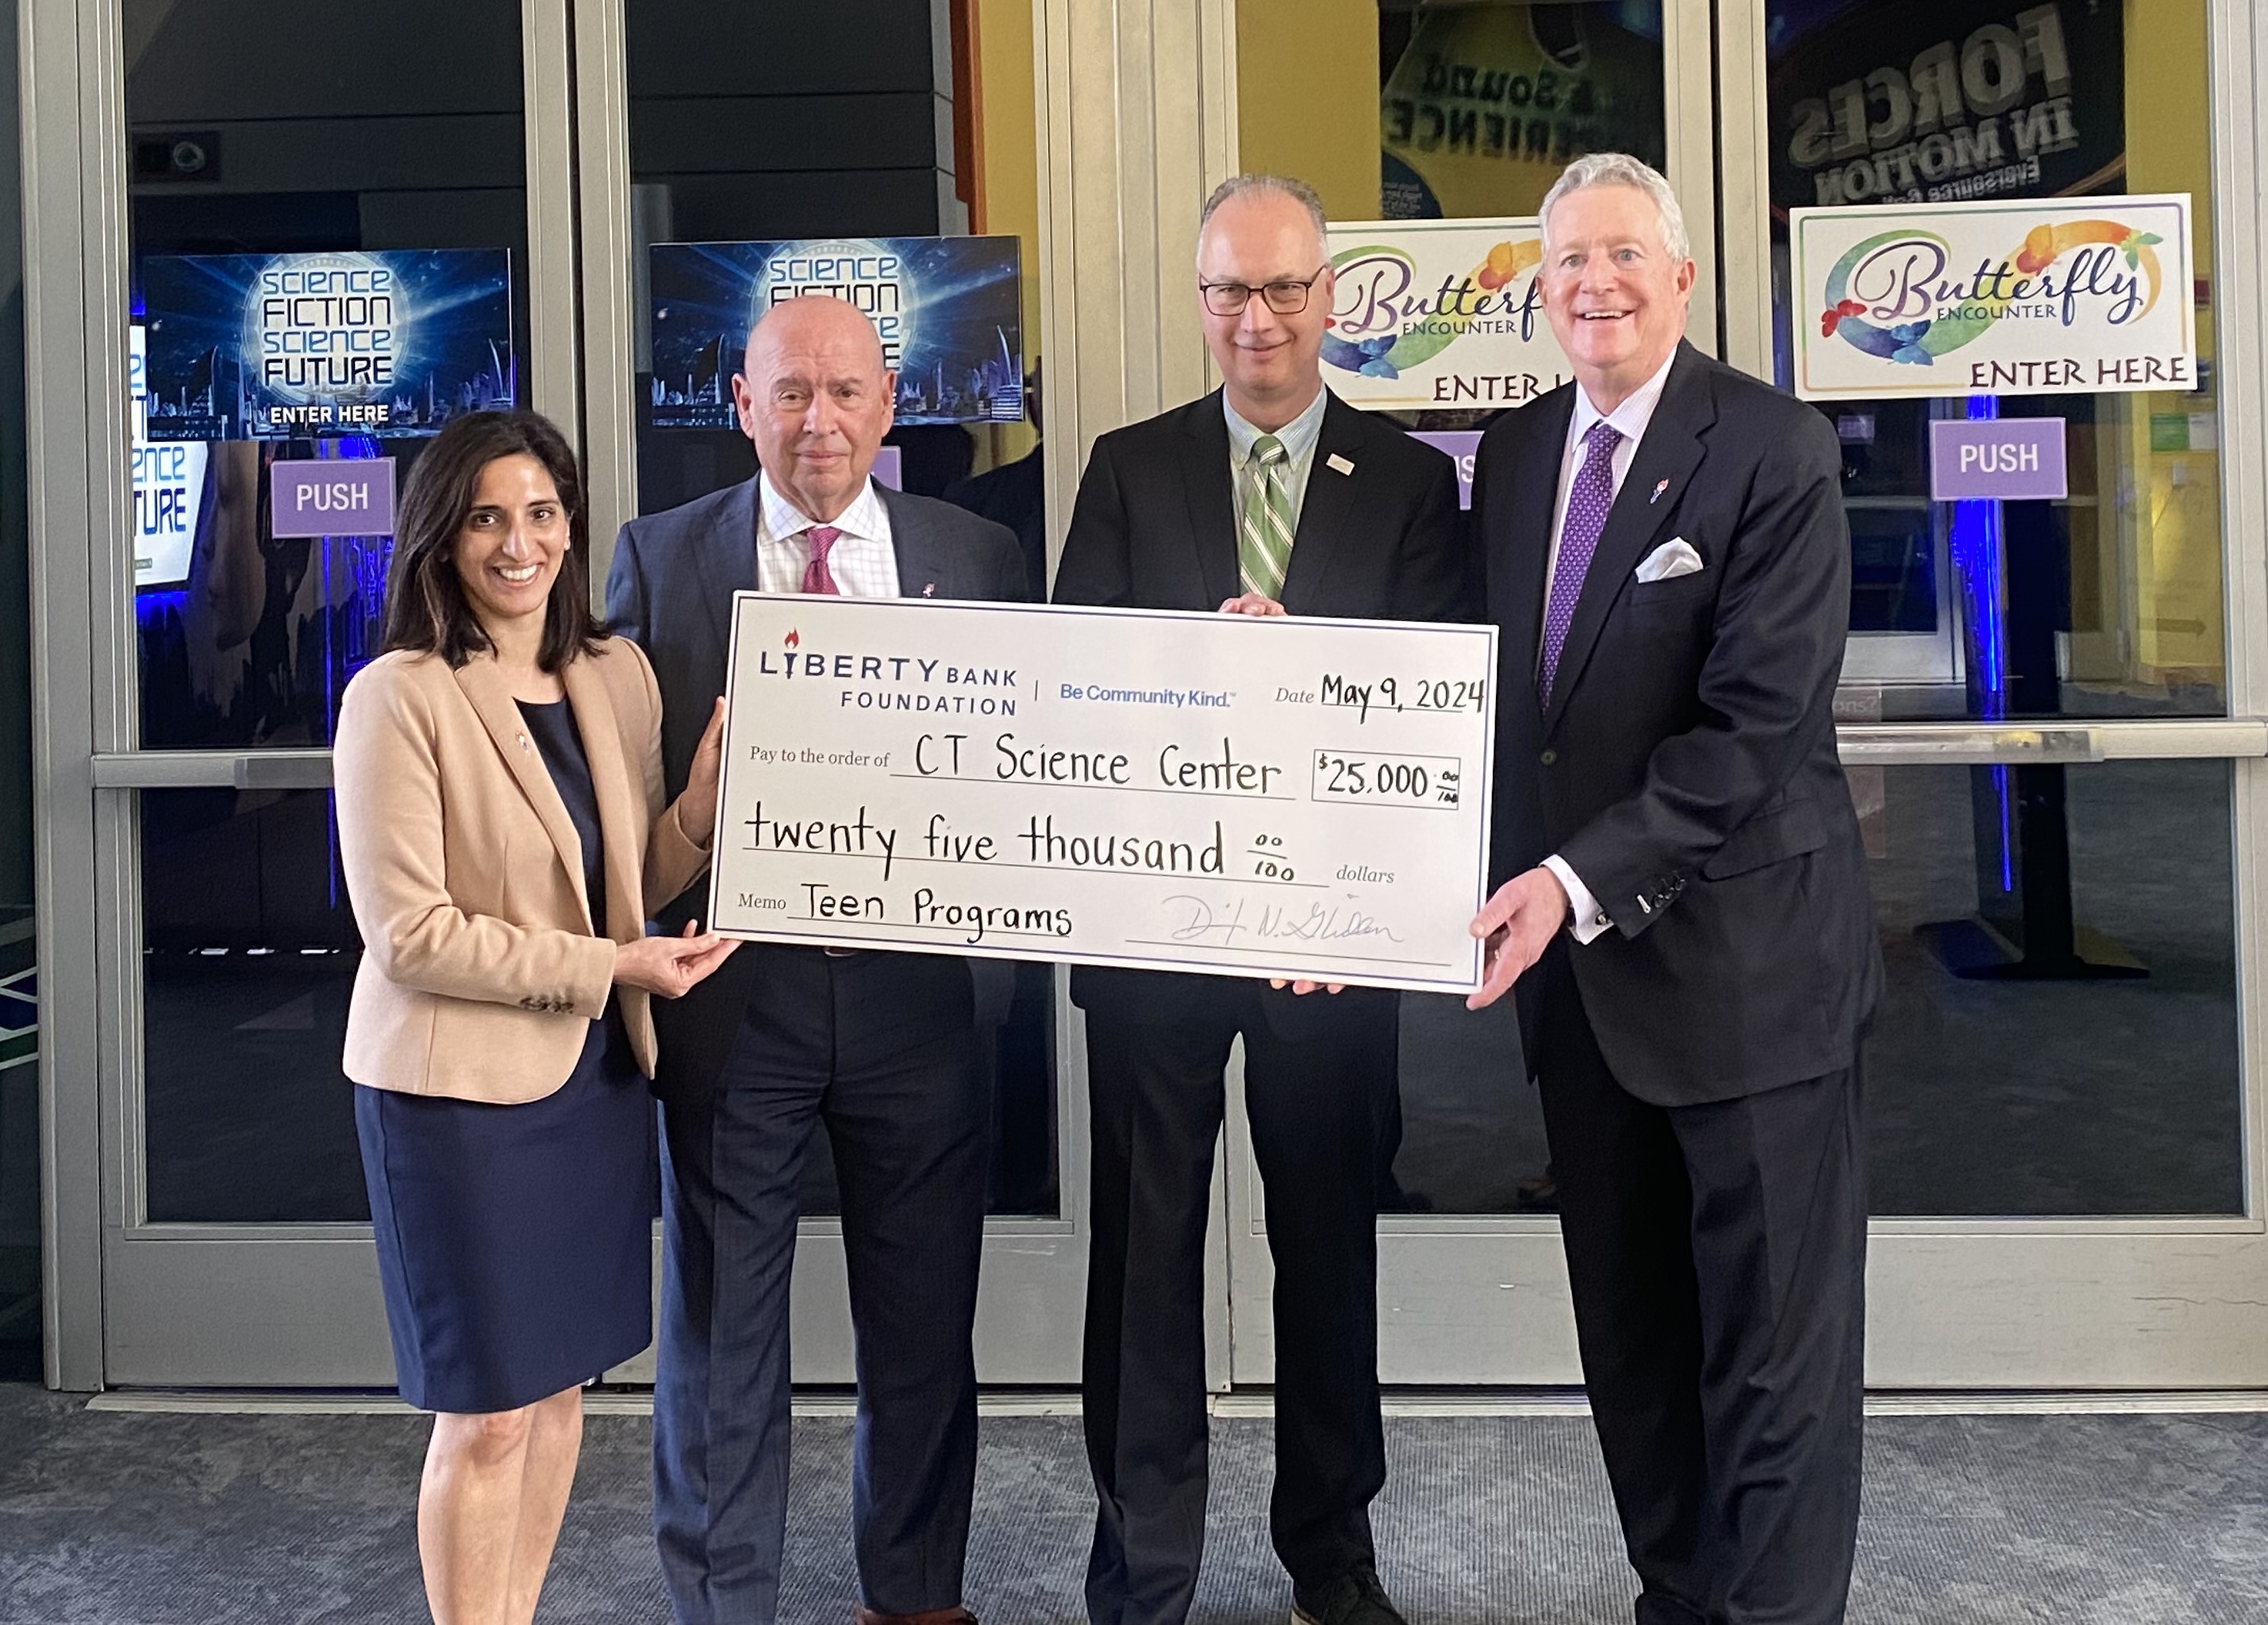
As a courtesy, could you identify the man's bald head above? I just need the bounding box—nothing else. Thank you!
[744,293,886,380]
[731,294,898,524]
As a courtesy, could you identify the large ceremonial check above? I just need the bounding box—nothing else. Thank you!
[708,595,1500,994]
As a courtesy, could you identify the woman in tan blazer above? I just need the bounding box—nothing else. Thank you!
[334,409,736,1625]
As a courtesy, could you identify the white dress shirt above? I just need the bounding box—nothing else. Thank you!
[1224,384,1331,540]
[755,471,900,598]
[1540,349,1680,946]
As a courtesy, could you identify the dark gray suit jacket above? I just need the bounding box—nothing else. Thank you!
[1474,342,1881,1106]
[606,474,1027,1102]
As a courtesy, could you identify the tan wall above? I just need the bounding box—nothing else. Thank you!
[2119,0,2222,690]
[1233,0,1379,223]
[971,0,1043,462]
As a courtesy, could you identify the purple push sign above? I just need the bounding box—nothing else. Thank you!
[1928,418,2066,503]
[1409,430,1481,510]
[271,457,396,537]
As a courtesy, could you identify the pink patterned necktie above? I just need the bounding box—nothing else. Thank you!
[1539,419,1623,706]
[801,525,843,594]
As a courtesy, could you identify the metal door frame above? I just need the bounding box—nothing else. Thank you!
[23,0,106,1392]
[572,1,1094,1387]
[1217,0,2268,1389]
[1216,0,1730,1388]
[29,0,1108,1390]
[43,0,2262,1396]
[25,0,586,1388]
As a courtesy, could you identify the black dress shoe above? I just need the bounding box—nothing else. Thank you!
[1290,1563,1409,1625]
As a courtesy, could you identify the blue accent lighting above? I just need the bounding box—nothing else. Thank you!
[1947,394,2015,897]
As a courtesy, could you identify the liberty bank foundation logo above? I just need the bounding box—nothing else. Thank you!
[755,621,1020,716]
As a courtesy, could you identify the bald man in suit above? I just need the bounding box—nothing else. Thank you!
[609,297,1024,1625]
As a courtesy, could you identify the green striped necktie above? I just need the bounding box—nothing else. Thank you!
[1240,433,1294,599]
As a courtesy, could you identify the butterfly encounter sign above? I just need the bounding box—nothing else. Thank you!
[1789,194,2195,401]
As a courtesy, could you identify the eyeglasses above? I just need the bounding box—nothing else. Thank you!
[1197,266,1328,317]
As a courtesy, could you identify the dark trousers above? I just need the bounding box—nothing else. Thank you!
[1535,973,1866,1625]
[1081,985,1399,1625]
[653,947,990,1625]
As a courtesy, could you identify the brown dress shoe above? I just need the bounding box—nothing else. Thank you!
[851,1608,978,1625]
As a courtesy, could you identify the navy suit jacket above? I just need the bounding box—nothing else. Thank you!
[1473,342,1881,1105]
[608,474,1027,1103]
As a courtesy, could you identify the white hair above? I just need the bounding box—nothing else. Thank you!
[1539,152,1692,264]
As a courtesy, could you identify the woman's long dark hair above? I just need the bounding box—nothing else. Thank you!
[379,409,603,671]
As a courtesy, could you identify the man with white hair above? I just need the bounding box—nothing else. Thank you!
[1055,174,1464,1625]
[1465,154,1880,1623]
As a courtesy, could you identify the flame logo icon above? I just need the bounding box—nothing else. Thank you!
[783,629,800,649]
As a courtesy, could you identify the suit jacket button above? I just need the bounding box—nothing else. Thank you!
[1540,748,1557,766]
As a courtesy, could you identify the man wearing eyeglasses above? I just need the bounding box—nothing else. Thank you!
[1053,174,1467,1625]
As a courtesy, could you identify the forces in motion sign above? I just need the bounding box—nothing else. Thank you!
[1768,2,2124,211]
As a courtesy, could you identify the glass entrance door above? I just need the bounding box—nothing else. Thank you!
[582,0,1083,1386]
[73,0,552,1386]
[37,0,2268,1396]
[1223,0,2268,1389]
[29,0,1086,1388]
[1723,0,2268,1388]
[1226,0,1707,1387]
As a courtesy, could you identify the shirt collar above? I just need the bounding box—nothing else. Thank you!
[1224,383,1330,468]
[1570,348,1681,451]
[758,469,887,543]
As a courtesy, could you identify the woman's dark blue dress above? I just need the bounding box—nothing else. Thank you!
[354,695,656,1414]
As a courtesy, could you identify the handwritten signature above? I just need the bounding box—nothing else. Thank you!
[1163,894,1405,946]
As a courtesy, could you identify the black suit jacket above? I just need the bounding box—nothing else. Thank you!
[607,475,1028,1103]
[1051,386,1469,1035]
[1474,342,1880,1106]
[943,444,1047,603]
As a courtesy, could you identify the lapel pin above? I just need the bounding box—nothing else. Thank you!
[514,730,532,753]
[1327,453,1355,475]
[1651,478,1670,504]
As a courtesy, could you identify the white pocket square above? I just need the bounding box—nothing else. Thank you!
[1635,537,1704,583]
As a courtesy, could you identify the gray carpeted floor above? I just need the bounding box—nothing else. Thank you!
[2,1385,2266,1623]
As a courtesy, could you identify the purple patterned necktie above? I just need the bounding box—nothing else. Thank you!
[1539,419,1624,706]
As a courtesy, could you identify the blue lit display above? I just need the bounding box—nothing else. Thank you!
[649,236,1024,428]
[139,249,514,440]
